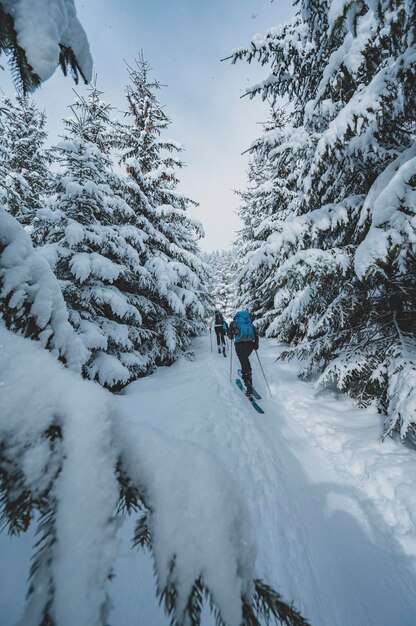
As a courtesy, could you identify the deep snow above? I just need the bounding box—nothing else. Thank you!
[2,335,416,625]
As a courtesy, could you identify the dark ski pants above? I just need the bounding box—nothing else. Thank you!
[214,327,226,346]
[235,341,254,390]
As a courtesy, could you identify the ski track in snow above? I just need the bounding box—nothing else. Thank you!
[115,336,416,626]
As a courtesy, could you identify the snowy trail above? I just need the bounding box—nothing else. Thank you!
[113,336,416,626]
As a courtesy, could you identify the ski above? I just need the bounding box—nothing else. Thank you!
[237,369,261,400]
[235,379,264,414]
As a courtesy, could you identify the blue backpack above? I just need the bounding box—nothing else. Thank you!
[233,311,255,343]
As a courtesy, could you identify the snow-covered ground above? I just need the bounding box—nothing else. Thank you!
[2,335,416,625]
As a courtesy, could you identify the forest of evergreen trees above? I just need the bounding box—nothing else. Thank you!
[204,249,237,318]
[233,0,416,441]
[0,3,309,625]
[0,60,210,390]
[0,0,415,625]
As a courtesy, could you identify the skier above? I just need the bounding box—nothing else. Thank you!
[228,310,259,397]
[213,309,228,356]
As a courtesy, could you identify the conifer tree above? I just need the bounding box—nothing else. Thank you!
[204,249,237,319]
[0,0,93,366]
[0,93,50,230]
[234,144,272,323]
[234,108,302,332]
[0,208,89,371]
[231,0,416,437]
[38,82,159,390]
[0,27,88,372]
[116,55,208,365]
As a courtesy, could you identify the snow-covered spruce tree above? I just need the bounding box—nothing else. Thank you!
[0,208,89,371]
[0,0,93,365]
[204,249,237,319]
[115,55,208,366]
[0,11,105,622]
[37,82,160,389]
[0,10,90,372]
[0,92,51,230]
[234,138,274,326]
[234,107,304,333]
[231,0,416,438]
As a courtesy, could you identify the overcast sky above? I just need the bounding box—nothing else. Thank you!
[3,0,295,251]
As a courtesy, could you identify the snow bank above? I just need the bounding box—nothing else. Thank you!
[270,342,416,565]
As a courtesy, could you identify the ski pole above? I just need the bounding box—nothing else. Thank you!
[229,338,233,382]
[209,328,212,353]
[255,350,272,398]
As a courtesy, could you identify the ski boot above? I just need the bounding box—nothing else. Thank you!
[222,346,226,357]
[245,387,254,400]
[243,375,254,399]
